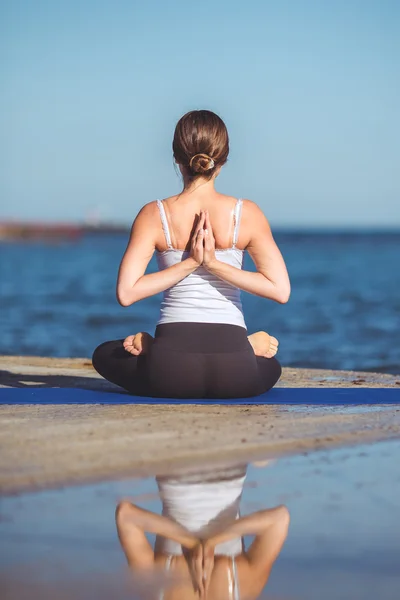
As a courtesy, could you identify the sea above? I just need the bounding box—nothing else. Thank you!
[1,231,399,374]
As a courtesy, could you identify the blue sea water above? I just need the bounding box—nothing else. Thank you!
[0,231,399,374]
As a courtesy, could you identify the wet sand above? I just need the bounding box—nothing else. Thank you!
[0,356,400,495]
[1,440,399,600]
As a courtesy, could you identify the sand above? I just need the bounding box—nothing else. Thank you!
[0,356,399,495]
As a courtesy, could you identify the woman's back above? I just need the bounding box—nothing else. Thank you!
[154,192,248,253]
[156,194,246,328]
[154,553,247,600]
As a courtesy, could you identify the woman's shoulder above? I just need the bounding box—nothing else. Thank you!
[240,198,265,214]
[215,194,262,210]
[240,199,270,228]
[211,555,263,600]
[133,196,268,228]
[134,197,179,219]
[132,200,162,225]
[129,201,163,241]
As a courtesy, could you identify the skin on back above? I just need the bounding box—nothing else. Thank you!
[156,192,246,252]
[153,554,239,600]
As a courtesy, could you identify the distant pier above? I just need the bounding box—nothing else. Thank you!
[0,221,129,242]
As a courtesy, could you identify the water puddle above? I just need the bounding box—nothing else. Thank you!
[1,440,400,599]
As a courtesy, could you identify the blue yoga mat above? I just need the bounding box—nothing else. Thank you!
[0,387,399,405]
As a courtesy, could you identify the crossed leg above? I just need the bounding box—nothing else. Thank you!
[123,331,279,359]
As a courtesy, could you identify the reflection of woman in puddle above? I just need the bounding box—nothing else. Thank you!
[116,467,289,599]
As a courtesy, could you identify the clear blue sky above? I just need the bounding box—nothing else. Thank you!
[1,0,399,227]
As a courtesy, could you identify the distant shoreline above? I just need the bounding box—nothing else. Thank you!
[0,222,130,241]
[1,221,399,242]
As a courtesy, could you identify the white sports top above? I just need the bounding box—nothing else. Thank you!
[156,466,247,557]
[156,199,246,329]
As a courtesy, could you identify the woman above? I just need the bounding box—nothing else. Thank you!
[116,467,290,600]
[92,110,290,398]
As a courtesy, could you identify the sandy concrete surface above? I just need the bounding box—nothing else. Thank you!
[1,356,400,495]
[1,354,400,389]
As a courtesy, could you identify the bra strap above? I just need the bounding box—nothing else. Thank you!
[232,199,243,248]
[157,200,173,249]
[232,556,240,600]
[159,556,173,600]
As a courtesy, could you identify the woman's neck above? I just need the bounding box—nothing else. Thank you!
[181,175,216,195]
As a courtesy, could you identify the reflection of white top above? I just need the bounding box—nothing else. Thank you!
[156,466,247,556]
[155,199,246,329]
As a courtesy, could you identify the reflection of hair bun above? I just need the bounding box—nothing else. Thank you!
[189,153,215,174]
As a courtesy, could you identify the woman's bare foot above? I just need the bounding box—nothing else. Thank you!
[123,332,154,356]
[248,331,279,358]
[123,330,278,358]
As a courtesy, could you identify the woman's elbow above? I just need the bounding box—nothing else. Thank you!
[276,286,291,304]
[117,297,130,307]
[265,282,290,303]
[116,288,135,307]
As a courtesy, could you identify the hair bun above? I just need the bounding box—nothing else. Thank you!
[189,153,215,174]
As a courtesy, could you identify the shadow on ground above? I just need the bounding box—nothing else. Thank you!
[0,369,121,393]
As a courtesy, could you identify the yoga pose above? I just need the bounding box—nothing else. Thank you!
[116,467,290,600]
[93,110,290,398]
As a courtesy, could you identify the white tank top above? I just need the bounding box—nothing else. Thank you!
[156,466,247,556]
[156,199,246,329]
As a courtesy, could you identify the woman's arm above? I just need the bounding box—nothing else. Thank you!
[116,203,205,307]
[203,202,291,303]
[204,505,290,587]
[204,505,289,549]
[116,500,199,569]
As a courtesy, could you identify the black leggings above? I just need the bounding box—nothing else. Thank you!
[92,323,281,399]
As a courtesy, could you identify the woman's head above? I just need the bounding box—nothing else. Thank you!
[173,110,229,179]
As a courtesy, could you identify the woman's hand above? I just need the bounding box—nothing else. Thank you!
[186,539,215,598]
[187,542,205,597]
[202,541,215,597]
[203,211,217,269]
[190,211,206,266]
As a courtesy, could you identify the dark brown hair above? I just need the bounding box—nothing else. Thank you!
[173,110,229,178]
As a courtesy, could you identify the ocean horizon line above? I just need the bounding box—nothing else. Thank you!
[1,218,400,235]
